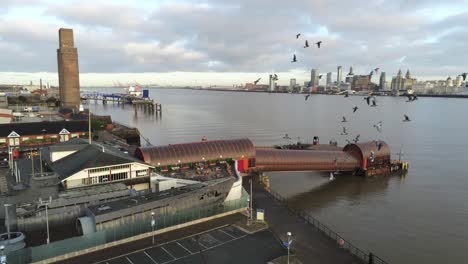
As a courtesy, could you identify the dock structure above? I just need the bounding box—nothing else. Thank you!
[80,92,162,114]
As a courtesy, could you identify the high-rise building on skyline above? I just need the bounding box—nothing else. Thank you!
[379,72,386,91]
[337,66,342,86]
[269,74,276,92]
[310,69,319,87]
[289,78,296,92]
[348,67,354,76]
[57,28,80,110]
[326,72,332,89]
[455,75,463,87]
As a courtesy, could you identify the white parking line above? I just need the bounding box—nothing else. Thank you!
[176,241,193,254]
[125,256,135,264]
[218,228,237,239]
[161,246,176,260]
[163,234,247,264]
[144,251,159,264]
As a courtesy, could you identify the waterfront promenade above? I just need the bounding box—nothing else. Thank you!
[251,182,364,264]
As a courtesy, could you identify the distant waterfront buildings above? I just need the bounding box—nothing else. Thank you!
[390,69,416,94]
[351,75,372,91]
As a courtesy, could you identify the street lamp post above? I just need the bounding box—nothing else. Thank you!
[246,197,250,226]
[4,204,10,240]
[0,245,5,264]
[45,203,50,244]
[249,178,253,221]
[287,232,293,264]
[151,212,155,245]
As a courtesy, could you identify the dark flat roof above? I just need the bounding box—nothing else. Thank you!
[0,120,88,137]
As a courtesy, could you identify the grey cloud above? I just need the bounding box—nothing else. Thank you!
[0,0,467,77]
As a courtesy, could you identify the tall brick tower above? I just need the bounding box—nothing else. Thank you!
[57,28,80,110]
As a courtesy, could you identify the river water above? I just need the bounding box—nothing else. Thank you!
[85,87,468,264]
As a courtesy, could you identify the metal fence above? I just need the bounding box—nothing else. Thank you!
[267,188,388,264]
[6,191,249,264]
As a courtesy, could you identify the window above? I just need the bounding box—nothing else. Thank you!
[0,138,5,143]
[22,137,29,141]
[36,136,43,140]
[99,175,109,183]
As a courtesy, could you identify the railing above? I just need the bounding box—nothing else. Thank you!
[267,188,389,264]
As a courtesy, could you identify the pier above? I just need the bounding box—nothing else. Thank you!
[81,92,162,114]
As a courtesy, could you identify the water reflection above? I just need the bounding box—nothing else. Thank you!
[287,173,405,212]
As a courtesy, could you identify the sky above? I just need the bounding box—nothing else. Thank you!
[1,0,468,86]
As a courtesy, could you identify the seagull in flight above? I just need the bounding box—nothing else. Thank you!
[316,41,322,48]
[373,121,383,132]
[406,94,417,102]
[459,73,467,81]
[283,133,291,140]
[341,127,348,135]
[254,78,261,85]
[371,97,378,107]
[291,54,297,63]
[296,33,301,39]
[364,96,371,105]
[344,92,349,98]
[375,141,383,151]
[319,74,323,79]
[273,74,279,81]
[304,40,309,48]
[403,114,411,122]
[342,116,347,123]
[305,94,310,101]
[352,106,358,113]
[374,68,380,74]
[353,134,360,143]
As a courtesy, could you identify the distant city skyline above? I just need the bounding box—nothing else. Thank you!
[1,0,468,86]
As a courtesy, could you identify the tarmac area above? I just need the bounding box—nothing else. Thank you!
[97,225,285,264]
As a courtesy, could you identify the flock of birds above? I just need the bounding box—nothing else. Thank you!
[292,34,322,63]
[331,92,418,151]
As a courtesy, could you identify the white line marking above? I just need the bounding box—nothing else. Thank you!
[144,251,159,264]
[176,241,193,254]
[125,256,135,264]
[161,246,176,260]
[218,228,236,239]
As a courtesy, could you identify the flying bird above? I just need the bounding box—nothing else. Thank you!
[364,96,371,105]
[283,133,291,140]
[353,134,360,144]
[344,92,349,98]
[376,141,383,151]
[374,68,380,74]
[371,97,378,107]
[373,121,383,132]
[459,73,467,81]
[352,106,358,113]
[296,33,301,39]
[342,116,347,123]
[304,40,309,48]
[254,78,261,85]
[273,74,279,81]
[341,127,348,135]
[403,114,411,122]
[316,41,322,48]
[305,94,310,101]
[319,75,323,79]
[406,94,417,102]
[291,54,297,63]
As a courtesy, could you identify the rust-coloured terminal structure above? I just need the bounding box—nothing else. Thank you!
[135,138,408,177]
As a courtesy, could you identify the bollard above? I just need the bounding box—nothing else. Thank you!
[368,252,374,264]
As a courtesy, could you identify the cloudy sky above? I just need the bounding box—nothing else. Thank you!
[1,0,468,86]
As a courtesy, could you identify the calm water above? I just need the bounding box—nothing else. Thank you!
[86,88,468,264]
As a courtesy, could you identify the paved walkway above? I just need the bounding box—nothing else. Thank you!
[252,184,363,264]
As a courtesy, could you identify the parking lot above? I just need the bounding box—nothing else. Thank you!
[98,225,285,264]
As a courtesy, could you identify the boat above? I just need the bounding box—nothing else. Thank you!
[125,85,143,97]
